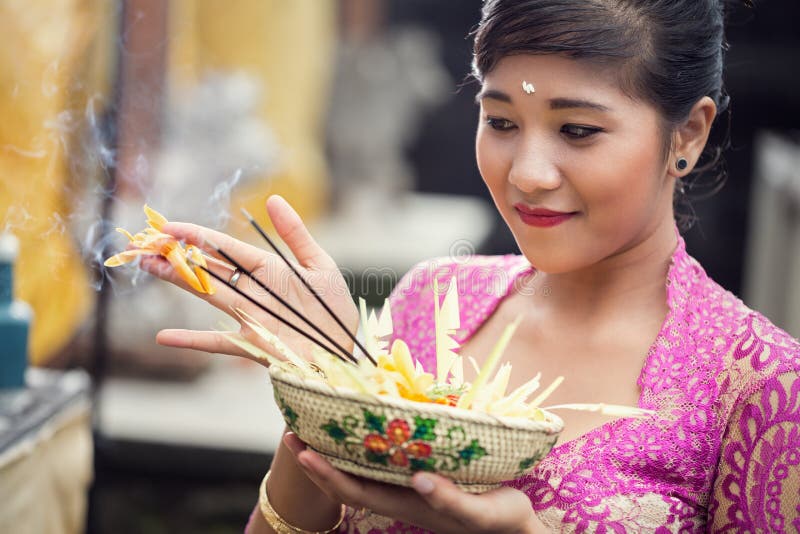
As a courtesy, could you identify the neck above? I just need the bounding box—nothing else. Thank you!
[532,215,678,328]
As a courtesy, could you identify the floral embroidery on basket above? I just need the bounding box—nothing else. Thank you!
[319,408,489,473]
[515,434,559,476]
[274,391,300,433]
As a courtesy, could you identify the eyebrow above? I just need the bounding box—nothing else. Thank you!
[476,89,612,112]
[550,98,612,112]
[475,89,513,104]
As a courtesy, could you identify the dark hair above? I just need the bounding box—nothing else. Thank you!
[471,0,740,229]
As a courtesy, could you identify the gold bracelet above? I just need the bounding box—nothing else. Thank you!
[259,470,346,534]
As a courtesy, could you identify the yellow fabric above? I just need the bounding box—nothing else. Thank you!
[168,0,337,232]
[0,0,112,364]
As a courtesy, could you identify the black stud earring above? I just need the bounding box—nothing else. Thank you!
[676,157,688,171]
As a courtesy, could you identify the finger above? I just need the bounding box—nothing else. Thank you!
[411,473,479,518]
[142,254,330,363]
[140,230,274,302]
[156,329,268,363]
[293,449,497,533]
[172,230,290,313]
[140,255,195,291]
[411,473,531,533]
[140,252,272,320]
[140,254,218,297]
[294,448,423,517]
[283,432,307,457]
[162,221,268,273]
[266,195,336,271]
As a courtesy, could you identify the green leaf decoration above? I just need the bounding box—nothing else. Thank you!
[362,409,386,434]
[518,456,538,473]
[409,457,436,472]
[365,450,389,465]
[458,439,488,466]
[411,416,437,441]
[274,394,299,432]
[283,405,299,430]
[321,420,348,443]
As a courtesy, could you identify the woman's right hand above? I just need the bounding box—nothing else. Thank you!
[140,194,359,364]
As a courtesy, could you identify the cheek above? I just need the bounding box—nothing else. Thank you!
[476,129,511,202]
[573,134,668,252]
[593,144,663,211]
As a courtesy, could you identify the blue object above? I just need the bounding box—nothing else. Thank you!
[0,233,32,389]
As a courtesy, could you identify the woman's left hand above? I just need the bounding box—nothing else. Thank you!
[283,433,547,534]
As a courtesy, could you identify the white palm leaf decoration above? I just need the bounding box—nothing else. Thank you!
[359,297,394,358]
[434,277,462,383]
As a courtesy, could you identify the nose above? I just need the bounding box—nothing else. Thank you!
[507,143,562,193]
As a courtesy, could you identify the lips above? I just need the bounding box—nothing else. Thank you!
[513,203,577,228]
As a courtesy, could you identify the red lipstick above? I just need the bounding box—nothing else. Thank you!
[514,203,577,228]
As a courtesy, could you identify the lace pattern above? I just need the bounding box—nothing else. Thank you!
[340,234,800,533]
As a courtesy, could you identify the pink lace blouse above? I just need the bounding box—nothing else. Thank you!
[341,233,800,532]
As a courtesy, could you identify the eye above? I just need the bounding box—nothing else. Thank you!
[561,124,603,139]
[486,117,516,132]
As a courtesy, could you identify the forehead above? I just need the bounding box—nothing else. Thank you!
[482,54,632,105]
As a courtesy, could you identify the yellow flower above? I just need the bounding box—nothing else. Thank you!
[375,340,435,402]
[103,205,215,294]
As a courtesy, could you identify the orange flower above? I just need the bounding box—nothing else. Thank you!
[405,441,432,459]
[390,449,409,467]
[103,205,215,294]
[363,434,390,454]
[379,419,433,466]
[386,419,411,445]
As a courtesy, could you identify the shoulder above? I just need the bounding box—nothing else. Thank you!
[718,289,800,400]
[387,254,531,369]
[676,251,800,394]
[391,254,531,293]
[716,294,800,431]
[389,254,531,310]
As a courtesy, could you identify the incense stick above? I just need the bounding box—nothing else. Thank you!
[189,260,357,364]
[202,240,360,366]
[241,208,377,366]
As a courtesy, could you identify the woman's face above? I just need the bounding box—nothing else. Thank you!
[476,54,676,274]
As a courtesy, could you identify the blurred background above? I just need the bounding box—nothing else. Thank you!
[0,0,798,532]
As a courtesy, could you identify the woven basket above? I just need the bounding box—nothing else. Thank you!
[269,365,563,493]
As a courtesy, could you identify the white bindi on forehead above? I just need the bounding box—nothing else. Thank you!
[522,81,535,94]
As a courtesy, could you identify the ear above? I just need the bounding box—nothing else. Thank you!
[668,96,717,179]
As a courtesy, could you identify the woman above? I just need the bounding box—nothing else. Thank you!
[143,0,800,532]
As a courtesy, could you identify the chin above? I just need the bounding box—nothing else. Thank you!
[504,227,573,274]
[513,230,610,276]
[513,239,583,274]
